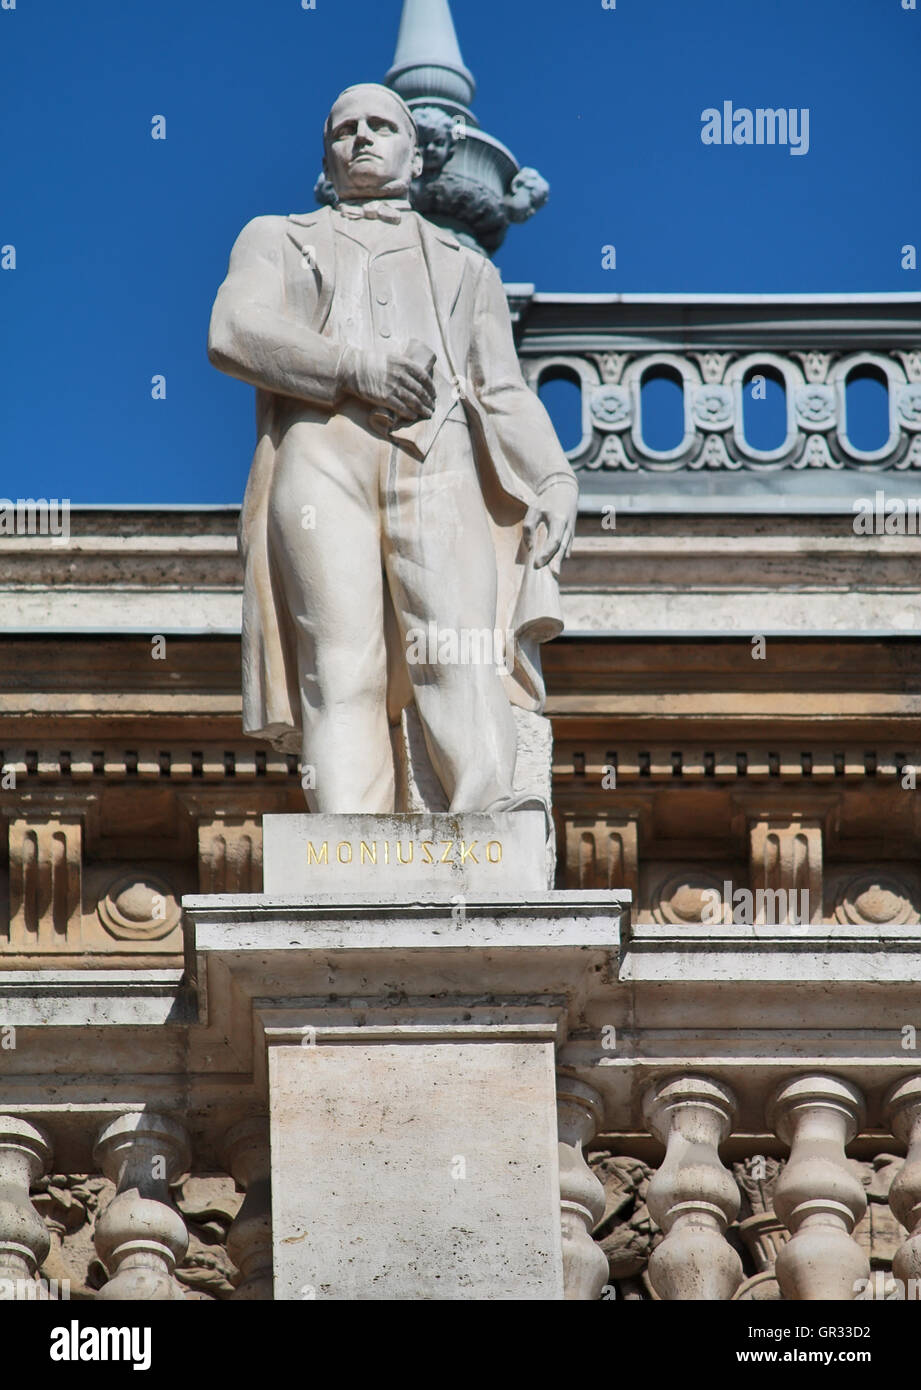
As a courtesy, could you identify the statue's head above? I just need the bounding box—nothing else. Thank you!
[323,84,423,202]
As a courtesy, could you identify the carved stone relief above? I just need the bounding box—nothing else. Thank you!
[34,1173,242,1301]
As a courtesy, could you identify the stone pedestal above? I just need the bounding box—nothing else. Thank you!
[185,812,627,1301]
[269,1038,560,1300]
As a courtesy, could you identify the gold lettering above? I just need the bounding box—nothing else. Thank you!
[384,841,390,864]
[360,841,377,864]
[396,840,414,864]
[307,841,328,865]
[421,841,434,864]
[486,840,502,864]
[336,841,353,864]
[440,840,455,863]
[459,840,478,864]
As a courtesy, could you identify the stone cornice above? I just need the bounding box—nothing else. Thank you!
[2,512,920,638]
[511,290,921,350]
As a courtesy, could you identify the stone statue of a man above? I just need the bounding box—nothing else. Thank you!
[209,83,578,815]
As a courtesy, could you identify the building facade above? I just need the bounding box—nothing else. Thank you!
[1,0,920,1302]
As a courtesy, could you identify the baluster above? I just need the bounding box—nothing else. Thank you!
[556,1077,608,1300]
[558,1073,608,1301]
[768,1075,867,1300]
[0,1116,52,1300]
[223,1117,274,1300]
[642,1075,742,1300]
[93,1112,190,1300]
[885,1076,921,1295]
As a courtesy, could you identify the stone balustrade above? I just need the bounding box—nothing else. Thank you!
[525,345,921,475]
[4,1070,921,1300]
[511,294,921,491]
[0,1110,272,1302]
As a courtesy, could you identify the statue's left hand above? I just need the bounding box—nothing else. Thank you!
[523,481,578,570]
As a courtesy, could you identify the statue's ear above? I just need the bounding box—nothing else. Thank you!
[411,148,423,179]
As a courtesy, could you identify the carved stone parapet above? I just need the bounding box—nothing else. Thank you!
[533,343,921,473]
[93,1113,191,1301]
[0,1115,52,1299]
[222,1117,273,1301]
[556,1076,608,1300]
[884,1077,921,1290]
[642,1075,742,1300]
[768,1075,868,1300]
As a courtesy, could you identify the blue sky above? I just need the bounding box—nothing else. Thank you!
[1,0,918,502]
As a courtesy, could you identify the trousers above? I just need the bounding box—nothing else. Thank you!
[267,401,518,813]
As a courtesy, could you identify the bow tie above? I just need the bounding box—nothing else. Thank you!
[337,200,410,225]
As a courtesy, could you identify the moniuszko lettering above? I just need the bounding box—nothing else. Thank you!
[304,838,503,866]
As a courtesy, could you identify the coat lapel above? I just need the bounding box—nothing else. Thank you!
[416,217,466,328]
[285,207,336,330]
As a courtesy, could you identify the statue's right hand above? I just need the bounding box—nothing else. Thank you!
[339,347,436,422]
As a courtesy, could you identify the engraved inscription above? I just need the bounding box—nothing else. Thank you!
[304,838,505,868]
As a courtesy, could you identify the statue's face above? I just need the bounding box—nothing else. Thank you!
[324,86,421,201]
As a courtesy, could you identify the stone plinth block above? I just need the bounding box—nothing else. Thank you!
[263,810,549,897]
[268,1039,562,1300]
[185,886,626,1300]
